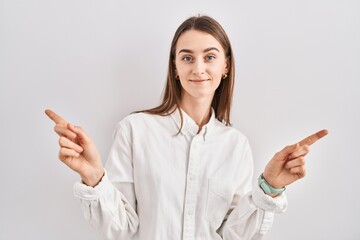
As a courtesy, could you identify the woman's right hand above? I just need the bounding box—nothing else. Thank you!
[45,109,105,187]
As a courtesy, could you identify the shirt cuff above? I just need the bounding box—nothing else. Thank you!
[73,170,112,201]
[252,184,288,213]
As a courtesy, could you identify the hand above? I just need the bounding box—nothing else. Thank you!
[263,129,329,190]
[45,109,104,187]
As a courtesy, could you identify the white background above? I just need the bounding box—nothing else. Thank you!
[1,0,359,239]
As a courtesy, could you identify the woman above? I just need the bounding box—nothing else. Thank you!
[45,16,328,240]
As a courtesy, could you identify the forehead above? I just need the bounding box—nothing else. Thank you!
[176,30,225,53]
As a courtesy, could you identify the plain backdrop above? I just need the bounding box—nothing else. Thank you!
[1,0,359,239]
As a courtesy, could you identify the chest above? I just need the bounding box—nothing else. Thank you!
[131,130,245,192]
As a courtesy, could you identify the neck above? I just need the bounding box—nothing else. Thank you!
[180,94,213,132]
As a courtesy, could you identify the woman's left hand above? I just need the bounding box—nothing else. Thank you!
[263,129,329,190]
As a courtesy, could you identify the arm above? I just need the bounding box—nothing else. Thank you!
[45,109,139,239]
[219,144,287,240]
[220,130,328,239]
[74,172,139,239]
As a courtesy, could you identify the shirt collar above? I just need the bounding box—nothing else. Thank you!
[170,107,216,139]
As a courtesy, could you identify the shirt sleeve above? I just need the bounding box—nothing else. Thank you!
[73,121,139,240]
[219,140,288,240]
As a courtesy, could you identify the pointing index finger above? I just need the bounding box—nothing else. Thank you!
[45,109,68,125]
[298,129,329,146]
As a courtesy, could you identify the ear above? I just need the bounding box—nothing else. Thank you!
[173,60,178,73]
[174,67,180,80]
[224,57,230,74]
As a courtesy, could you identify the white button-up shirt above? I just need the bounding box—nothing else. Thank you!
[74,108,287,240]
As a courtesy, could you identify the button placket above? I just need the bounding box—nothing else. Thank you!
[182,136,200,240]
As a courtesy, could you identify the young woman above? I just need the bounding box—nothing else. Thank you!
[45,16,328,240]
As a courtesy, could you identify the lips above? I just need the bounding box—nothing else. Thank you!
[189,79,210,83]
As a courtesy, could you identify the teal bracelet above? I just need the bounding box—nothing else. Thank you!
[258,174,286,195]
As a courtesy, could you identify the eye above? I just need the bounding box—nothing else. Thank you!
[182,56,193,62]
[205,55,216,61]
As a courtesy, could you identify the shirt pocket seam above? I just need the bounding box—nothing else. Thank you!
[205,179,233,227]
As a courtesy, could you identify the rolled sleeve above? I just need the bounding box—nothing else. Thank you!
[252,184,287,213]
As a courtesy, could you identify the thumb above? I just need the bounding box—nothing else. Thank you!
[275,143,299,160]
[67,123,91,146]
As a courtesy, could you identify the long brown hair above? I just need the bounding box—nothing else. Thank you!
[136,15,235,128]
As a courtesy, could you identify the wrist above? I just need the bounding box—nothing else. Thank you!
[262,172,283,189]
[81,168,105,187]
[258,173,286,196]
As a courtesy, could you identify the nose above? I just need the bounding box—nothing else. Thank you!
[192,59,206,76]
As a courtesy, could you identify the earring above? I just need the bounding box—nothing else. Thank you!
[222,73,228,79]
[176,75,180,80]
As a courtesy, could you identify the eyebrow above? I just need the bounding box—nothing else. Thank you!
[178,47,220,54]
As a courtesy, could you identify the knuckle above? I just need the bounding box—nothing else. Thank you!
[301,169,306,178]
[274,152,282,159]
[283,145,291,151]
[58,136,66,145]
[84,137,91,144]
[284,143,297,152]
[303,145,310,152]
[285,163,291,169]
[292,143,300,149]
[54,125,60,133]
[59,147,65,154]
[58,150,65,160]
[81,134,91,144]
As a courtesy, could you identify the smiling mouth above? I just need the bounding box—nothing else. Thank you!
[189,79,210,83]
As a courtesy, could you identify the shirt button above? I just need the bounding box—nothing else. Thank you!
[188,209,194,215]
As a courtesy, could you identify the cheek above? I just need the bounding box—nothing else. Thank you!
[210,65,225,77]
[177,65,192,77]
[211,61,226,72]
[175,61,183,73]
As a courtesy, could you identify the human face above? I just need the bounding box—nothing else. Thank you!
[174,30,228,102]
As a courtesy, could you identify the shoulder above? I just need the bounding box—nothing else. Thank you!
[213,119,250,146]
[116,112,157,128]
[120,112,155,123]
[110,113,155,140]
[115,112,171,134]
